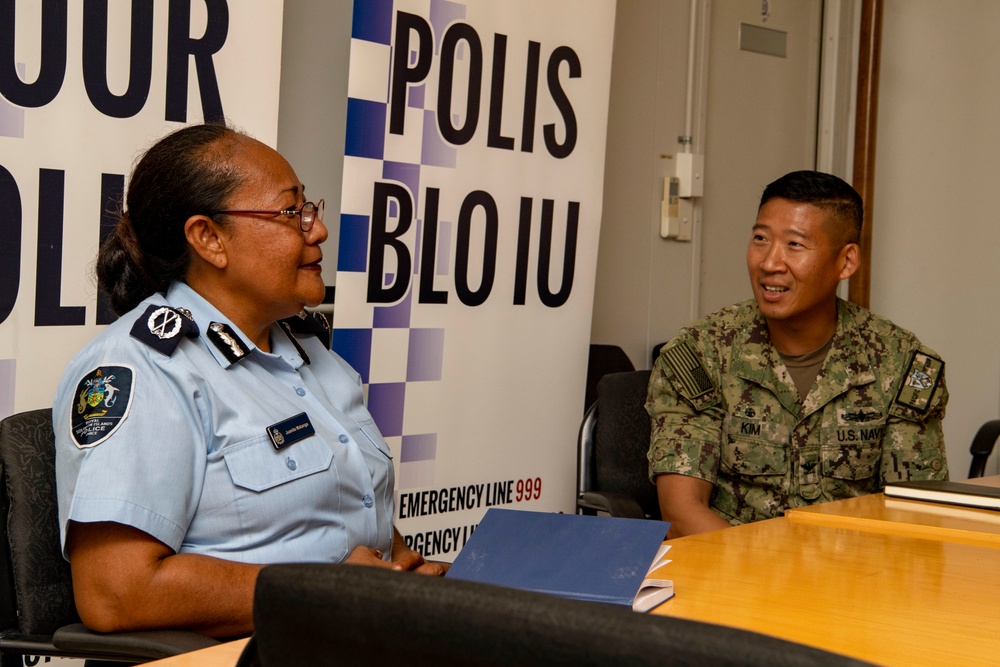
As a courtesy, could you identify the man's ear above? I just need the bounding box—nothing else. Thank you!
[184,215,228,269]
[838,243,860,281]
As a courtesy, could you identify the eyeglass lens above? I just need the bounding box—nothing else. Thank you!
[299,199,325,231]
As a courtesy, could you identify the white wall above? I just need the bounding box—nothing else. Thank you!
[872,0,1000,478]
[277,0,353,292]
[592,0,696,370]
[697,0,823,317]
[594,0,825,367]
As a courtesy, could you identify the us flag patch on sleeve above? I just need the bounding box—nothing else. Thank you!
[663,341,714,400]
[894,352,944,413]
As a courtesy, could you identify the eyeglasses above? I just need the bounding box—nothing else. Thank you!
[212,199,324,232]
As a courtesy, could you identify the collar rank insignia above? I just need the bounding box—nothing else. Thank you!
[279,321,311,365]
[208,322,250,364]
[279,309,332,349]
[129,305,199,355]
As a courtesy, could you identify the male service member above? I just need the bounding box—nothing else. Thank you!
[647,170,948,539]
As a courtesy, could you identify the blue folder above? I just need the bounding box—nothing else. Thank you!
[447,508,672,610]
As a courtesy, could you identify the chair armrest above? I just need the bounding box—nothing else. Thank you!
[968,420,1000,478]
[53,622,220,660]
[577,491,646,519]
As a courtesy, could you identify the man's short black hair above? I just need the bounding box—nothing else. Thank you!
[759,170,863,245]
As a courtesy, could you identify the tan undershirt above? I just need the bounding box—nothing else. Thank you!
[777,336,834,401]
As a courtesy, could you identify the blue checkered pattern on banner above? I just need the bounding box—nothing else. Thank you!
[334,0,468,490]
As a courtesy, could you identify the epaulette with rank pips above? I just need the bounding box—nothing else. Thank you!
[279,309,332,348]
[129,305,199,355]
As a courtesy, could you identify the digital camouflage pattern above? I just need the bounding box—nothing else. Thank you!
[647,299,949,525]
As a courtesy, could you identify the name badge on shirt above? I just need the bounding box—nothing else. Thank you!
[266,412,315,450]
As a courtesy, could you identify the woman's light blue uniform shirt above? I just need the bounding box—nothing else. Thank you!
[54,281,394,564]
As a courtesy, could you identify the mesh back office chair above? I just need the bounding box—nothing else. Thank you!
[577,370,660,519]
[967,419,1000,478]
[0,409,217,665]
[238,563,874,667]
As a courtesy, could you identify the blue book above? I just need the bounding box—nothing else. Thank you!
[446,508,673,612]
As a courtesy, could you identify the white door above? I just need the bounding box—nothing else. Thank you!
[697,0,824,316]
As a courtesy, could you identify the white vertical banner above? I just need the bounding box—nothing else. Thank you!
[0,0,284,426]
[335,0,616,560]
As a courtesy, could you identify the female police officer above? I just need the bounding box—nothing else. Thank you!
[54,123,446,639]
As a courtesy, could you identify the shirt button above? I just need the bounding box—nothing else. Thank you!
[339,434,349,444]
[363,494,374,508]
[286,458,297,471]
[295,387,306,396]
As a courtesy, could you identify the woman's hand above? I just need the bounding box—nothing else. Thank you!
[389,528,449,575]
[344,544,394,568]
[345,540,449,575]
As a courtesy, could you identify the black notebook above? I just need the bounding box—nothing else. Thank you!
[883,480,1000,511]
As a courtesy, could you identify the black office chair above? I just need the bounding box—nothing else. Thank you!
[577,370,660,519]
[238,563,873,667]
[0,409,218,665]
[651,341,667,367]
[967,419,1000,478]
[585,344,635,413]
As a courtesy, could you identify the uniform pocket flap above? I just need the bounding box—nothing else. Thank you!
[224,436,333,492]
[720,436,788,476]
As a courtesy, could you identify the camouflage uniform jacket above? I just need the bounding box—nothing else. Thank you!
[646,298,949,525]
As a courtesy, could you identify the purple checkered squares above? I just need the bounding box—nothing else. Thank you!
[421,109,457,168]
[407,328,445,382]
[401,433,437,463]
[367,382,405,437]
[373,283,412,328]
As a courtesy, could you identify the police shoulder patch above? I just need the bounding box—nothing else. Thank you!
[662,341,715,400]
[70,365,135,448]
[129,305,199,355]
[894,351,944,414]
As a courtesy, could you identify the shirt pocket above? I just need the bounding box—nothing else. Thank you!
[358,418,393,460]
[721,416,789,476]
[223,435,333,492]
[820,442,880,481]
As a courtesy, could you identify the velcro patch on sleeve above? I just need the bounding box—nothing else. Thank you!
[662,341,715,400]
[894,352,944,414]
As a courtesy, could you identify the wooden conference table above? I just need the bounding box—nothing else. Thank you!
[149,476,1000,667]
[783,474,1000,547]
[145,638,249,667]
